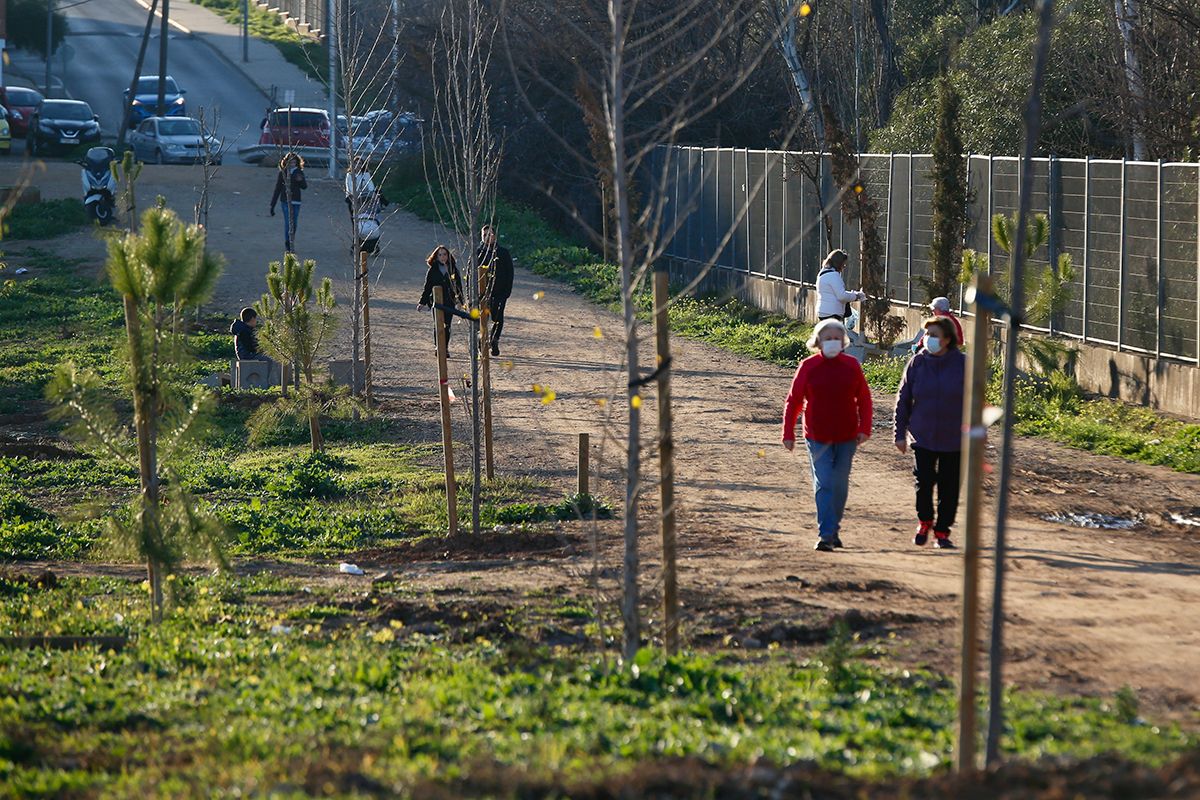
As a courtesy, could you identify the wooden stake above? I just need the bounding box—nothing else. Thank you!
[957,274,992,773]
[654,268,679,653]
[577,432,590,496]
[361,249,373,407]
[479,264,495,480]
[434,287,458,536]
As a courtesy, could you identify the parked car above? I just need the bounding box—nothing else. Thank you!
[0,106,10,156]
[258,107,330,149]
[124,76,187,127]
[128,116,221,165]
[27,100,102,156]
[0,86,44,138]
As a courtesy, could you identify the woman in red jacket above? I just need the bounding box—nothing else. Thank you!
[782,318,874,551]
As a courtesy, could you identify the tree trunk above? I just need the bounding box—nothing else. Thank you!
[116,0,159,153]
[868,0,902,128]
[610,0,641,662]
[1114,0,1148,159]
[123,294,163,623]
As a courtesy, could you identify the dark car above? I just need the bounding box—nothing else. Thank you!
[258,107,330,149]
[0,86,44,138]
[125,76,187,127]
[28,100,102,156]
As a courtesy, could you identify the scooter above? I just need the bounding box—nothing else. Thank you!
[80,147,118,225]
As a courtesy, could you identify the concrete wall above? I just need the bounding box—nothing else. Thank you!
[666,259,1200,420]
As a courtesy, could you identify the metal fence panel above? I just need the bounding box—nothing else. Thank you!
[655,146,1199,364]
[1162,165,1199,360]
[748,151,766,276]
[764,152,784,280]
[783,157,805,283]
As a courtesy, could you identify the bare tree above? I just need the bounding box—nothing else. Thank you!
[330,0,405,404]
[503,0,799,659]
[427,0,502,535]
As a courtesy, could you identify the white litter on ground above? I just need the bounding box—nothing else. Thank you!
[338,562,365,575]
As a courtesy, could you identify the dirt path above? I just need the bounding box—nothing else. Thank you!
[10,161,1200,718]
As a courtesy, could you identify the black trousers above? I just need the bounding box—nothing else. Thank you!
[818,314,844,322]
[432,310,453,350]
[490,295,509,346]
[913,447,962,532]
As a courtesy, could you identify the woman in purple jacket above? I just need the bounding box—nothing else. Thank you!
[894,317,966,549]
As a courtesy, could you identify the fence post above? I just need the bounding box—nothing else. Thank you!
[577,432,589,496]
[1156,159,1163,358]
[1196,163,1200,363]
[781,152,788,283]
[907,153,914,305]
[885,152,893,295]
[433,287,458,537]
[987,155,994,274]
[961,153,972,312]
[1047,155,1057,335]
[1083,157,1090,342]
[1118,159,1127,352]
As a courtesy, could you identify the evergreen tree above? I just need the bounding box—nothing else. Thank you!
[927,75,968,301]
[47,205,226,623]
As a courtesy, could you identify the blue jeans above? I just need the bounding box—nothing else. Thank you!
[805,438,858,541]
[282,202,300,249]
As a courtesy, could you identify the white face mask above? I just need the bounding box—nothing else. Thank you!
[925,335,943,354]
[820,339,843,358]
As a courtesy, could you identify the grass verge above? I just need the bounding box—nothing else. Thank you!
[0,254,597,559]
[385,166,1200,474]
[191,0,327,83]
[1,199,89,240]
[0,573,1191,795]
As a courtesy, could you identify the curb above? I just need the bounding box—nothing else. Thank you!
[132,0,272,105]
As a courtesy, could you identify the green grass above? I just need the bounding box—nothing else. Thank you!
[0,253,595,560]
[386,166,1200,474]
[0,574,1190,796]
[1,199,89,240]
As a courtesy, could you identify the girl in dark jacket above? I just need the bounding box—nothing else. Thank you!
[417,245,465,350]
[894,317,966,548]
[269,153,308,252]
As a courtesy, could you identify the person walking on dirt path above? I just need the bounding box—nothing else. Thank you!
[894,317,965,549]
[782,318,874,552]
[912,296,964,352]
[269,153,308,253]
[476,225,514,356]
[417,245,465,351]
[816,249,865,322]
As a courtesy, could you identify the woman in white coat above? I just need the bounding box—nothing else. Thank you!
[816,249,865,321]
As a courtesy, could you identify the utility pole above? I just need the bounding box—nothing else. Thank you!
[327,0,338,178]
[116,0,160,153]
[242,0,249,62]
[157,0,169,116]
[389,0,400,117]
[44,0,53,96]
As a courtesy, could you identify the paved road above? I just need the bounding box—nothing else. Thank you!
[56,0,270,150]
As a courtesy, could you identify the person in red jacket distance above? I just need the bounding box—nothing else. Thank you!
[782,318,874,551]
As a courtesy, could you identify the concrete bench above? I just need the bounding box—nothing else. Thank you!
[232,360,289,390]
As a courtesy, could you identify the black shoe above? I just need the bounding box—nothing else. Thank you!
[934,535,956,549]
[814,539,835,552]
[491,342,500,357]
[832,537,844,549]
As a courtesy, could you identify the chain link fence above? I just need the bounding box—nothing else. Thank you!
[656,146,1200,364]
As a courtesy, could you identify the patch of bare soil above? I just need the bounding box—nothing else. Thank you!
[353,529,580,565]
[413,751,1200,800]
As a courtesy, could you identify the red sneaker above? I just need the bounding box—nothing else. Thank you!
[934,531,956,549]
[914,520,933,546]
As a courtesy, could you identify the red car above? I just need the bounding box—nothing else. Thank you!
[258,107,331,149]
[1,86,45,138]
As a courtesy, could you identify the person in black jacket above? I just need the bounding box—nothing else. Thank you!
[417,245,465,350]
[476,225,514,356]
[269,153,308,252]
[230,307,274,364]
